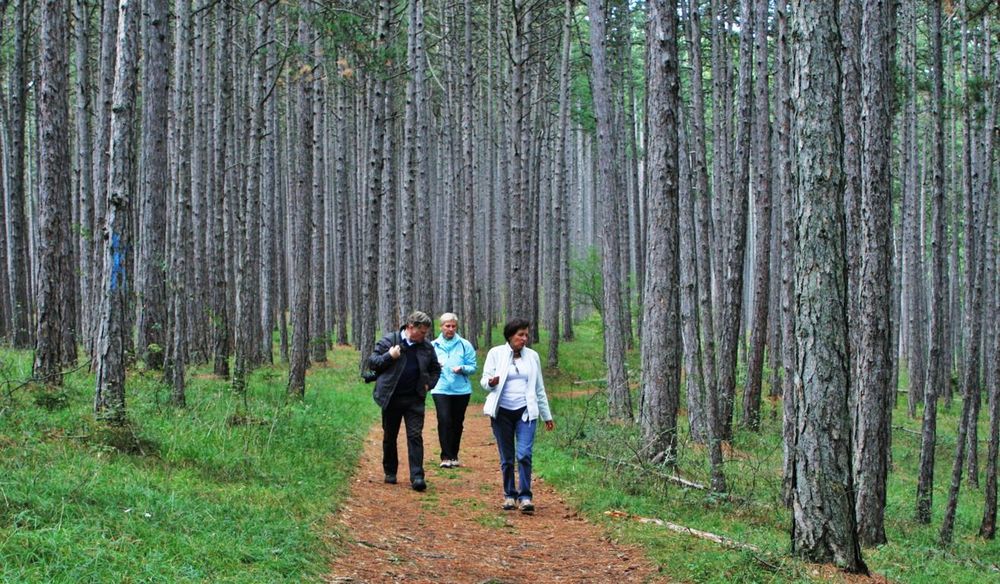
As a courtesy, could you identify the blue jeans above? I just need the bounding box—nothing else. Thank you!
[491,406,536,501]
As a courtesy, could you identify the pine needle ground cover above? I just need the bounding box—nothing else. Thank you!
[531,319,998,584]
[0,348,375,583]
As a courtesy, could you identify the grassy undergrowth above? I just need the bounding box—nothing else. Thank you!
[0,347,376,583]
[531,318,999,584]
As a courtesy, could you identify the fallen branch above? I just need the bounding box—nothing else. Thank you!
[606,510,759,552]
[582,450,709,491]
[637,516,760,552]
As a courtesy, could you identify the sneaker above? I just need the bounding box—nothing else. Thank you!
[439,460,452,468]
[384,474,397,484]
[518,499,534,514]
[502,497,516,511]
[450,459,461,468]
[411,478,427,492]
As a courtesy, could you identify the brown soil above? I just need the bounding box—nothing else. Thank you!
[326,405,665,583]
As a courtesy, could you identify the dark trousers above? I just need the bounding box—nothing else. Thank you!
[432,393,471,461]
[382,393,425,481]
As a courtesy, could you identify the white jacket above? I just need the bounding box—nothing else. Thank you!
[480,343,552,422]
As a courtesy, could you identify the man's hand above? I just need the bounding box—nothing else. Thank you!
[452,366,463,374]
[389,345,402,359]
[544,420,555,431]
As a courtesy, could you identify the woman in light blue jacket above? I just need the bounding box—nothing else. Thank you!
[431,313,478,468]
[481,318,554,514]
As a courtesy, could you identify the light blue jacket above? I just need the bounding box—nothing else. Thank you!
[431,333,477,395]
[480,343,552,422]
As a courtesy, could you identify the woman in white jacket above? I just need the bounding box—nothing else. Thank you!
[481,318,555,514]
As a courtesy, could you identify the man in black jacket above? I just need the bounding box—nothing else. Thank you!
[367,311,442,491]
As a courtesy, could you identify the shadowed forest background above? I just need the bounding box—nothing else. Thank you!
[0,0,999,581]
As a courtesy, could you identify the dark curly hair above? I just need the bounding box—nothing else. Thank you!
[503,318,531,342]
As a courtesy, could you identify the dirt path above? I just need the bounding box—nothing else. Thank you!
[327,405,664,583]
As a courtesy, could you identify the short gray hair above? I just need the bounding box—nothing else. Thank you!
[406,311,432,328]
[439,312,459,324]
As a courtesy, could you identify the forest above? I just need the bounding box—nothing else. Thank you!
[0,0,999,581]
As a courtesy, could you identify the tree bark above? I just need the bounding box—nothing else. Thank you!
[5,0,32,348]
[34,0,73,384]
[639,0,681,464]
[94,0,140,425]
[72,0,94,355]
[717,0,752,439]
[288,11,314,397]
[741,0,771,431]
[915,0,948,526]
[853,0,895,547]
[589,0,631,421]
[135,0,170,370]
[166,0,191,406]
[788,0,866,572]
[547,0,573,367]
[211,4,232,378]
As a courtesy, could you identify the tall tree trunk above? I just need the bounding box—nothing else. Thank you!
[788,0,867,572]
[547,0,573,367]
[966,27,994,490]
[34,0,73,384]
[136,0,170,370]
[0,0,7,340]
[915,0,948,526]
[73,0,94,357]
[588,0,631,421]
[311,54,328,361]
[357,1,389,368]
[775,0,798,507]
[233,1,269,395]
[853,0,895,547]
[334,76,350,347]
[91,0,119,356]
[678,108,705,443]
[901,0,925,418]
[399,0,423,323]
[94,0,139,425]
[840,0,862,398]
[686,0,714,441]
[288,11,314,397]
[717,0,752,439]
[639,0,681,464]
[741,0,771,431]
[166,0,191,407]
[979,48,1000,539]
[6,0,31,348]
[211,4,231,378]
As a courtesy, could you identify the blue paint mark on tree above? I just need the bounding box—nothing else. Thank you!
[110,233,127,291]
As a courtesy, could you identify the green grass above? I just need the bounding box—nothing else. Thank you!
[0,347,376,583]
[526,317,999,584]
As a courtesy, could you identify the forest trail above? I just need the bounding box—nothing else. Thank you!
[326,405,665,583]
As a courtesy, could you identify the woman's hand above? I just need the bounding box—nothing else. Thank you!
[488,375,500,387]
[544,420,555,431]
[452,366,463,374]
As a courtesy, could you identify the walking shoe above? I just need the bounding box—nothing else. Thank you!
[439,460,453,468]
[411,478,427,492]
[450,459,461,468]
[518,499,534,514]
[502,497,516,511]
[384,474,397,484]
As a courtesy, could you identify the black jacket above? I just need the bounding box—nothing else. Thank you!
[367,328,442,410]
